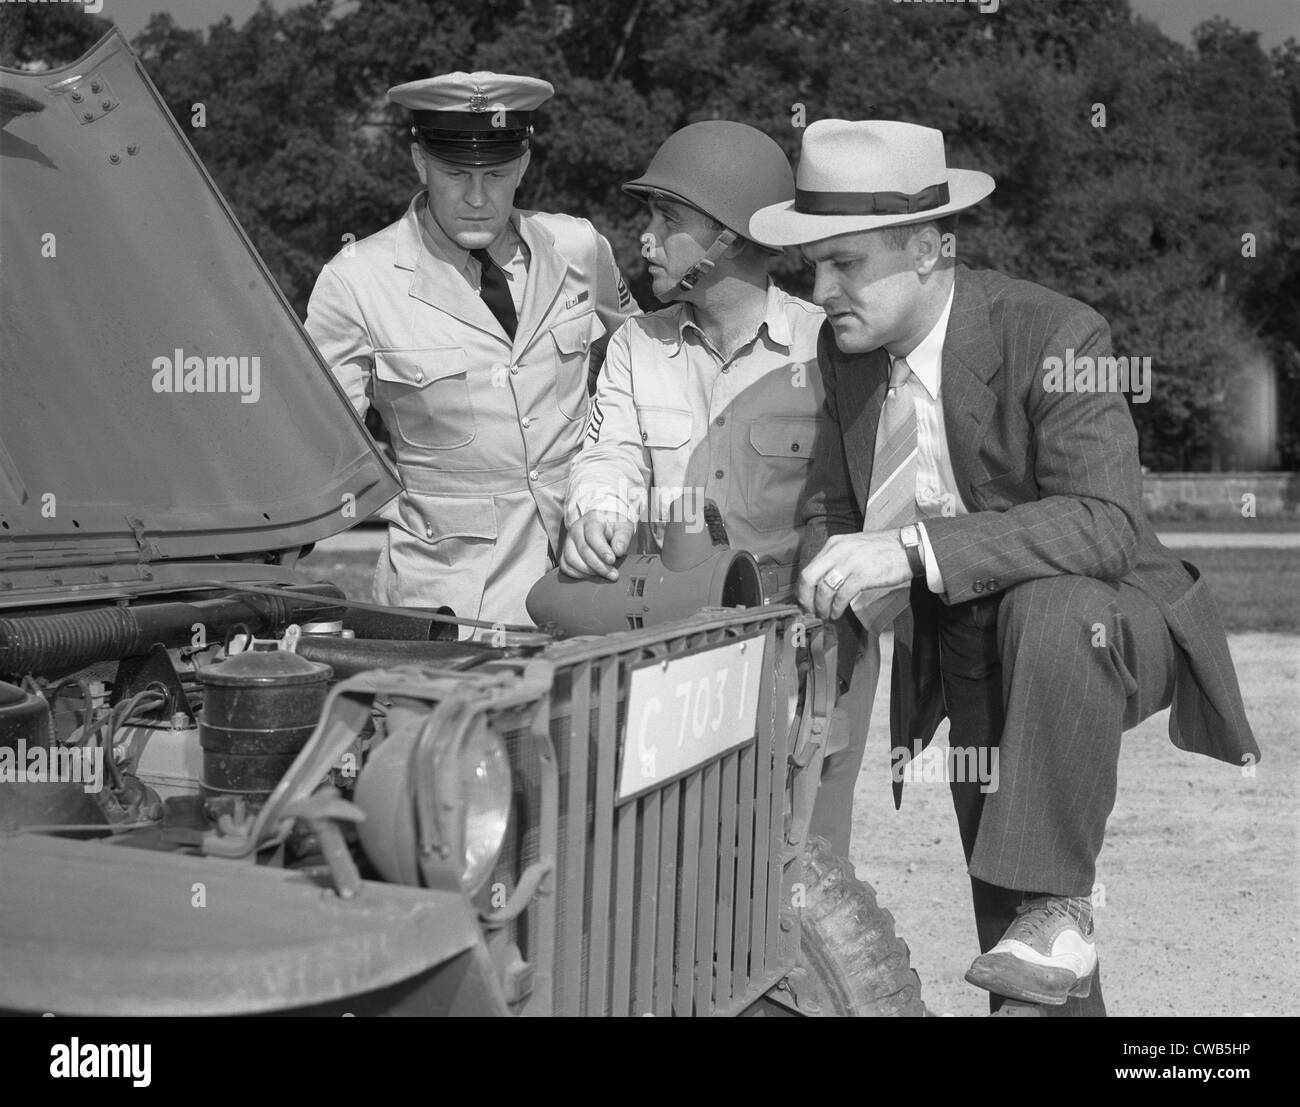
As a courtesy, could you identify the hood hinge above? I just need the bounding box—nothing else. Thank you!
[125,517,162,565]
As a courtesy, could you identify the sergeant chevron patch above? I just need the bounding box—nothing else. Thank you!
[585,397,605,442]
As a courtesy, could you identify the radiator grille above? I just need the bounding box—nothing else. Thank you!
[491,609,802,1016]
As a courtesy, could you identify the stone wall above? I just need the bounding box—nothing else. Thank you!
[1142,472,1300,518]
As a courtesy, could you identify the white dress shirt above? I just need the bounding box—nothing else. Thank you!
[898,284,965,594]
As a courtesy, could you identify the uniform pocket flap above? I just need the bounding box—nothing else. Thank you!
[375,347,467,387]
[399,493,498,543]
[750,416,821,458]
[548,314,599,355]
[640,406,693,449]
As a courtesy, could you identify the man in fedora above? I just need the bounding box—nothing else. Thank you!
[751,119,1258,1015]
[306,72,638,636]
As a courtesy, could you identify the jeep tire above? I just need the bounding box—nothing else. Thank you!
[787,836,925,1016]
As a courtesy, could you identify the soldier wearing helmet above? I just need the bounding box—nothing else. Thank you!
[561,122,876,853]
[562,120,826,582]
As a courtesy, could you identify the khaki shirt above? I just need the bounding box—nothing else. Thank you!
[305,192,638,632]
[567,284,826,567]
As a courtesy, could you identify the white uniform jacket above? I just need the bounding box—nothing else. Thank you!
[306,192,637,630]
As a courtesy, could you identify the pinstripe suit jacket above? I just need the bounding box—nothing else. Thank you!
[802,265,1259,768]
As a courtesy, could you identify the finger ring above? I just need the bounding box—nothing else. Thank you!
[820,570,846,591]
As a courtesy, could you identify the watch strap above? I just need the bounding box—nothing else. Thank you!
[900,526,925,578]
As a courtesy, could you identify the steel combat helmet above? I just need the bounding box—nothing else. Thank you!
[623,121,795,289]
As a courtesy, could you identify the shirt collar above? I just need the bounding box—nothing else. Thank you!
[895,283,955,401]
[673,281,792,355]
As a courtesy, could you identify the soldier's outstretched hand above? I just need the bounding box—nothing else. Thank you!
[560,510,635,580]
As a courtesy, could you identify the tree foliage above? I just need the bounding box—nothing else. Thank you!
[3,0,1296,470]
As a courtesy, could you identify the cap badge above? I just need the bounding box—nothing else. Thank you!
[468,88,490,112]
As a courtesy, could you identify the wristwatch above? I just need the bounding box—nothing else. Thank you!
[898,524,925,579]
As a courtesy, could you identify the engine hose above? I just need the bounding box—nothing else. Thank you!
[0,584,344,676]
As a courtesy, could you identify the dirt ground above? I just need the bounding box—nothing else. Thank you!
[847,632,1299,1017]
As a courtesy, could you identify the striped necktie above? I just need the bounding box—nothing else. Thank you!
[850,356,920,633]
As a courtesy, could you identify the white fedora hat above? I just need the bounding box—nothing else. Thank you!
[750,119,995,246]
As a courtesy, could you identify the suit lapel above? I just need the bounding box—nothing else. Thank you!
[512,213,567,356]
[396,198,511,344]
[940,266,1001,508]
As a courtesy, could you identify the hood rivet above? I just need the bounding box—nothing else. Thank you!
[109,153,121,164]
[127,143,139,155]
[71,91,83,103]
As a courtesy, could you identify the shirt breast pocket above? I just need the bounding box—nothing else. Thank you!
[639,406,693,450]
[547,313,602,421]
[748,415,822,532]
[374,347,474,450]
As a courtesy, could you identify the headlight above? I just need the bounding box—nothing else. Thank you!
[460,724,511,893]
[354,704,512,894]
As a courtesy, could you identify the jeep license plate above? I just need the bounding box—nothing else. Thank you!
[617,634,767,802]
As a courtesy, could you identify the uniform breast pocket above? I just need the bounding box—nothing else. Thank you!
[639,406,693,451]
[547,313,602,421]
[747,415,822,532]
[374,347,475,450]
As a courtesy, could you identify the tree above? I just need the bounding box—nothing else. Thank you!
[0,2,112,69]
[3,0,1295,471]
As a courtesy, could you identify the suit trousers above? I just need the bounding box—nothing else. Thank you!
[939,573,1178,1015]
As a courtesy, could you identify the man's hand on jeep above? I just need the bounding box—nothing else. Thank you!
[798,530,912,620]
[560,510,635,580]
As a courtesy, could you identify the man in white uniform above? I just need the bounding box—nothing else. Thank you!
[306,71,638,635]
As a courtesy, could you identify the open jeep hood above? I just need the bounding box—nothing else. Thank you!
[0,29,400,576]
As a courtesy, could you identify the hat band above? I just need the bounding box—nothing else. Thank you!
[414,125,532,144]
[794,181,950,216]
[412,110,532,131]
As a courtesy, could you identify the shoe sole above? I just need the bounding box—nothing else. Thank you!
[964,963,1094,1007]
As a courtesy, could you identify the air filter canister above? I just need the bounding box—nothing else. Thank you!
[196,651,332,805]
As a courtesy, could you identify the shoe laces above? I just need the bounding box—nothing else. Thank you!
[1011,894,1094,945]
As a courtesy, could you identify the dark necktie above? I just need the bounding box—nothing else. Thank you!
[470,248,518,340]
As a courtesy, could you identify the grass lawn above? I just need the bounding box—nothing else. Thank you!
[300,545,1300,634]
[1177,547,1300,633]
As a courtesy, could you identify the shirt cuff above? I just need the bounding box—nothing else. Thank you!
[916,522,946,594]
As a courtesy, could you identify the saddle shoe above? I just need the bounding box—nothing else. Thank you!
[965,894,1097,1006]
